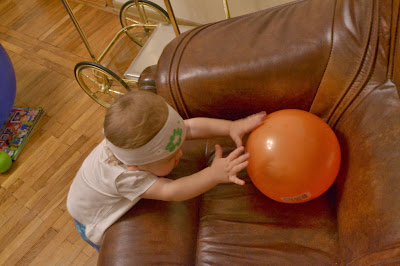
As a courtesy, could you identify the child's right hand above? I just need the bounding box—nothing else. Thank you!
[209,144,249,185]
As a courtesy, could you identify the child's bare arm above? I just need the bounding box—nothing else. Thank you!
[184,112,266,147]
[140,145,248,201]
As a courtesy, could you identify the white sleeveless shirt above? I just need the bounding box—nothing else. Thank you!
[67,139,158,244]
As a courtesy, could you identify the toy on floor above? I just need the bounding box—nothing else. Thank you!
[0,44,16,127]
[246,109,341,203]
[0,151,12,173]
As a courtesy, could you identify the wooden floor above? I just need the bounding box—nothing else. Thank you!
[0,0,139,264]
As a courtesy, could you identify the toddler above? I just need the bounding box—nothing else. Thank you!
[67,91,266,252]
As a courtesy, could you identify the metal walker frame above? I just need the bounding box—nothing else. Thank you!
[62,0,230,107]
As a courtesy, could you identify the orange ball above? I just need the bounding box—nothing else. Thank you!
[246,109,341,203]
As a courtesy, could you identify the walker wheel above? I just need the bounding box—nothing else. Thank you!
[120,0,170,47]
[74,62,131,108]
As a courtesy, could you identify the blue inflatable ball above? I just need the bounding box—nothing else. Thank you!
[0,44,16,127]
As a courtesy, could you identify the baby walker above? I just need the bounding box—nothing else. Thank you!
[62,0,231,108]
[62,0,173,107]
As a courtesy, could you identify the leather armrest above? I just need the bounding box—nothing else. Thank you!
[335,82,400,265]
[156,0,335,120]
[137,65,157,93]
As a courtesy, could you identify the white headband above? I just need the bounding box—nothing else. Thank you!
[105,104,186,165]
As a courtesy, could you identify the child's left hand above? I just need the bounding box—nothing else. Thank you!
[229,111,267,147]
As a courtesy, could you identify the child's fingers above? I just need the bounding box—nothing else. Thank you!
[230,160,249,175]
[230,152,250,166]
[247,111,267,129]
[257,111,267,118]
[229,175,245,185]
[253,111,267,120]
[227,146,245,160]
[233,136,242,148]
[214,144,223,159]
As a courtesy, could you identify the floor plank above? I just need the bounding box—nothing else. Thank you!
[0,0,139,264]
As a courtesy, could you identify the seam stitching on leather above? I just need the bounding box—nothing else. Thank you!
[311,0,337,109]
[168,27,202,118]
[166,34,182,111]
[389,0,400,80]
[325,0,375,126]
[165,25,210,114]
[330,0,379,127]
[348,244,400,265]
[329,2,385,127]
[171,23,217,118]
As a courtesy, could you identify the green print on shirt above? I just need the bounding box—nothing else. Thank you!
[165,126,183,152]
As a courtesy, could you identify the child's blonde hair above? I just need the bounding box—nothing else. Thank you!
[104,91,168,164]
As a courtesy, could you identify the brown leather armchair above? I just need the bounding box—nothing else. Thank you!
[98,0,400,264]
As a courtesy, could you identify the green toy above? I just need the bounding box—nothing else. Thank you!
[0,151,12,173]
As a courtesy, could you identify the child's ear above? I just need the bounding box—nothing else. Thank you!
[126,165,139,171]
